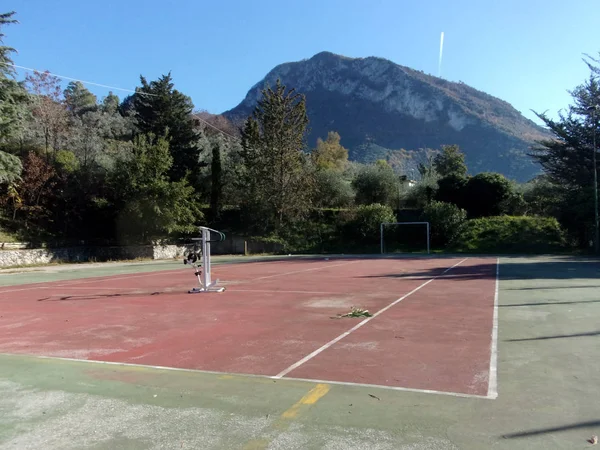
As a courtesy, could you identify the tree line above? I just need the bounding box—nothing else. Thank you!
[0,10,599,253]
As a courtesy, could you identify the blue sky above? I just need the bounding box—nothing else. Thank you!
[3,0,599,125]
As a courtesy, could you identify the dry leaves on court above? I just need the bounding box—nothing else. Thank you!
[331,307,373,319]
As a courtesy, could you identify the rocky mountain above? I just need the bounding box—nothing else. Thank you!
[222,51,551,181]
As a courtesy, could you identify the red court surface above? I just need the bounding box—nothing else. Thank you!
[0,257,498,397]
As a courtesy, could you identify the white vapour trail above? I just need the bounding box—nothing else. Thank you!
[438,31,444,77]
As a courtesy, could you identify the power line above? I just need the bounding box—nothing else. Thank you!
[2,62,153,95]
[1,61,241,142]
[193,113,240,141]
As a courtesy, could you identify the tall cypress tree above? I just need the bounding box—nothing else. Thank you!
[130,73,201,181]
[210,139,222,219]
[240,79,313,231]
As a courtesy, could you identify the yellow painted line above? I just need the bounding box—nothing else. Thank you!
[243,383,331,450]
[281,383,330,418]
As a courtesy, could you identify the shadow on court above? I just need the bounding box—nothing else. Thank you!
[359,257,600,282]
[505,330,600,342]
[36,292,165,301]
[500,299,600,307]
[502,420,600,439]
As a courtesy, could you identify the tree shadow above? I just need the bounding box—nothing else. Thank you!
[37,292,164,301]
[500,299,600,307]
[502,420,600,438]
[505,330,600,342]
[505,285,600,290]
[359,256,600,282]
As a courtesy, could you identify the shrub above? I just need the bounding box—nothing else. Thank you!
[341,203,396,251]
[451,216,566,253]
[352,161,398,206]
[422,201,467,248]
[464,172,513,217]
[313,169,355,207]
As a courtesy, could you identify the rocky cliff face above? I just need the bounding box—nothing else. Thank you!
[223,51,550,181]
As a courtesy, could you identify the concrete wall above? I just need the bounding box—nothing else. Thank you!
[0,244,191,268]
[0,238,284,267]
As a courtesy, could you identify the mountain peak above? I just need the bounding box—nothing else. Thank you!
[223,52,550,181]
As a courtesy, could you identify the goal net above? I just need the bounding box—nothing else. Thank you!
[380,222,430,254]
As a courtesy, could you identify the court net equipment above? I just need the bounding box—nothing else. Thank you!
[184,226,226,293]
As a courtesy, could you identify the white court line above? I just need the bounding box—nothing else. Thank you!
[278,375,489,399]
[273,258,468,379]
[0,352,489,400]
[0,259,350,295]
[226,289,344,295]
[250,260,359,282]
[487,258,500,399]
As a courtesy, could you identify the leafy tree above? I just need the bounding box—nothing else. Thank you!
[435,174,468,208]
[352,160,398,206]
[312,131,348,171]
[64,81,97,116]
[0,11,28,143]
[417,154,436,179]
[10,151,57,228]
[101,92,120,114]
[313,169,355,208]
[66,107,134,169]
[130,73,201,181]
[239,79,313,231]
[521,175,564,217]
[530,56,600,246]
[345,203,396,246]
[109,134,200,243]
[24,70,68,156]
[0,150,21,184]
[422,200,467,247]
[433,144,467,178]
[464,172,513,217]
[54,149,79,174]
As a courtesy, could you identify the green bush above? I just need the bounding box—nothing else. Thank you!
[313,169,355,208]
[451,216,566,253]
[422,201,467,248]
[352,161,398,206]
[340,203,396,251]
[464,172,513,217]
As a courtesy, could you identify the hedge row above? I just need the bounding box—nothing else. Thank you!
[450,216,566,253]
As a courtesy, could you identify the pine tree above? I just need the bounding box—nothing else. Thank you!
[110,134,200,243]
[101,92,120,114]
[64,81,97,116]
[239,79,313,231]
[130,73,201,181]
[0,11,28,143]
[433,144,467,178]
[530,55,600,246]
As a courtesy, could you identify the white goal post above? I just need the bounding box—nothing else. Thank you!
[380,222,430,255]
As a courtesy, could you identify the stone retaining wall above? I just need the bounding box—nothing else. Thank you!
[0,238,283,267]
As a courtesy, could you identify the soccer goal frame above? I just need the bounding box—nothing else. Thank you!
[380,222,430,255]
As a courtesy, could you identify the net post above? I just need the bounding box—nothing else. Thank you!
[188,226,225,293]
[380,223,384,254]
[426,222,430,254]
[202,227,210,287]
